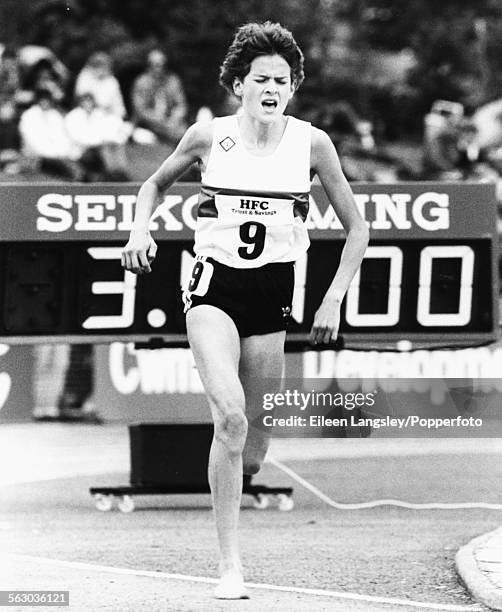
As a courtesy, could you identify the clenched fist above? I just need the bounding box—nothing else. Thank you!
[121,231,158,274]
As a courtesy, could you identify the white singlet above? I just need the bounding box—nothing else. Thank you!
[195,114,311,268]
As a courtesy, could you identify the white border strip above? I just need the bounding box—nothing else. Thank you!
[268,456,502,510]
[5,554,481,611]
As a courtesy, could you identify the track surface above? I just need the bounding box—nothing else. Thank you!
[1,425,500,611]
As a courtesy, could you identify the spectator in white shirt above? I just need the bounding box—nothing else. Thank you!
[74,52,126,119]
[19,87,83,180]
[66,91,131,180]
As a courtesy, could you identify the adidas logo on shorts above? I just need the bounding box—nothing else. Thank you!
[282,306,291,318]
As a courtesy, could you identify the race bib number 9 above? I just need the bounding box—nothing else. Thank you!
[214,194,295,262]
[186,258,214,296]
[238,221,266,260]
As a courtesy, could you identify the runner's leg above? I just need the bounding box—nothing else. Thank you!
[186,305,249,598]
[240,331,286,475]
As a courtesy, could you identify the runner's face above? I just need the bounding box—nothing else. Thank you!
[234,54,294,123]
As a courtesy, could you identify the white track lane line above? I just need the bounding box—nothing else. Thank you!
[267,456,502,510]
[4,554,481,612]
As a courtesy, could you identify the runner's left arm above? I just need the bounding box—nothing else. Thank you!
[309,126,369,344]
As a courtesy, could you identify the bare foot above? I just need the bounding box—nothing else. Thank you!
[214,570,249,599]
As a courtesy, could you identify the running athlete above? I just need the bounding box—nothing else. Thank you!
[122,21,369,600]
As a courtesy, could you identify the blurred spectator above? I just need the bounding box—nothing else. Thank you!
[317,101,376,154]
[131,49,187,145]
[24,58,66,107]
[422,100,483,179]
[0,46,22,168]
[18,45,69,84]
[75,51,126,118]
[66,92,131,181]
[318,101,362,149]
[19,87,83,180]
[314,101,378,181]
[17,45,69,110]
[471,98,502,152]
[467,97,502,177]
[454,119,481,174]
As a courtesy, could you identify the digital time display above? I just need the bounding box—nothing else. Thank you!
[0,181,498,349]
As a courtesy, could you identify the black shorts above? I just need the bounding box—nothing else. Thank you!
[182,256,294,337]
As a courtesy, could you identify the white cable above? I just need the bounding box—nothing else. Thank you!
[268,456,502,511]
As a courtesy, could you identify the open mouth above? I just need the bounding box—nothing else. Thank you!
[262,100,278,110]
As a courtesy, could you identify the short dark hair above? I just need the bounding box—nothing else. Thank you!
[35,87,54,103]
[219,21,304,94]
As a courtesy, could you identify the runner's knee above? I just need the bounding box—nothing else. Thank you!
[214,411,248,456]
[243,460,261,475]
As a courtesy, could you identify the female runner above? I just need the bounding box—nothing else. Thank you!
[122,21,369,599]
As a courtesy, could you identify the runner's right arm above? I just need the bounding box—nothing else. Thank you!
[121,121,212,274]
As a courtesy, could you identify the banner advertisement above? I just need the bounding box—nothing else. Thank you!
[1,340,501,426]
[92,342,502,431]
[93,343,209,423]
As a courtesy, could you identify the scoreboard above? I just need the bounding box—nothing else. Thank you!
[0,181,498,349]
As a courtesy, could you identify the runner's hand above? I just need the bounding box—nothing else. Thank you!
[121,232,157,274]
[309,297,341,345]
